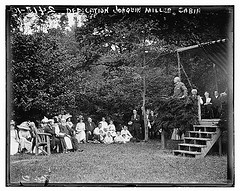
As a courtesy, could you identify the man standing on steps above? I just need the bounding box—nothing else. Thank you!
[212,90,222,118]
[172,77,188,99]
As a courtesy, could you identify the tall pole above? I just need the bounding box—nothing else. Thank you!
[177,51,181,79]
[142,25,148,142]
[213,63,218,91]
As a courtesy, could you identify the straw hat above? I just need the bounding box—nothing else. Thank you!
[42,116,49,123]
[65,114,72,120]
[48,119,54,123]
[17,122,30,131]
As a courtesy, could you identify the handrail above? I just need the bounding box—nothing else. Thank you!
[198,95,201,121]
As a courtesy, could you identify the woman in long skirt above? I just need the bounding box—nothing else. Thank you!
[18,122,32,153]
[75,116,86,143]
[10,120,19,155]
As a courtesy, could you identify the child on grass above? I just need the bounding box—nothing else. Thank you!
[93,123,104,143]
[121,126,132,142]
[114,131,125,143]
[103,131,114,144]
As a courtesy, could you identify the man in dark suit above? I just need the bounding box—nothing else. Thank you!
[129,109,141,142]
[43,119,57,152]
[85,117,96,142]
[212,90,222,118]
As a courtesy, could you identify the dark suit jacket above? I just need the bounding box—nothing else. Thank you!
[85,121,96,132]
[212,96,221,107]
[44,125,55,135]
[130,114,141,131]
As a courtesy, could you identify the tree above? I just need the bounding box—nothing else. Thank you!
[8,6,231,129]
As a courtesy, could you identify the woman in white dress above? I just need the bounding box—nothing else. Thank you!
[18,122,32,153]
[65,114,73,129]
[100,117,109,132]
[75,116,86,143]
[10,120,19,155]
[108,120,116,137]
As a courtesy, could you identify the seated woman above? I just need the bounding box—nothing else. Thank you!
[59,118,73,153]
[100,117,109,132]
[65,114,73,129]
[17,122,32,154]
[75,116,86,143]
[103,131,114,144]
[10,120,19,155]
[108,120,116,137]
[120,126,133,142]
[202,91,214,119]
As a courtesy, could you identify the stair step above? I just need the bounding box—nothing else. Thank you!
[179,143,207,148]
[173,150,202,155]
[200,119,220,122]
[184,137,211,141]
[188,131,217,134]
[193,125,218,128]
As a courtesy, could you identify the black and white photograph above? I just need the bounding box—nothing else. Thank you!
[5,4,234,187]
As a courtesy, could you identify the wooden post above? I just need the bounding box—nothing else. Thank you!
[213,63,219,92]
[161,129,165,149]
[46,136,51,155]
[177,51,181,79]
[35,137,38,155]
[218,135,222,156]
[198,95,202,121]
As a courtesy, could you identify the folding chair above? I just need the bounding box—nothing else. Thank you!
[35,133,52,155]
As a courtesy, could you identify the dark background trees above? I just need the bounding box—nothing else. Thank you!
[7,6,232,126]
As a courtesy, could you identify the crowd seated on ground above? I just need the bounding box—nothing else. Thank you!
[10,111,157,156]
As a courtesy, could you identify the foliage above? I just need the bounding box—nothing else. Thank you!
[154,96,199,137]
[8,7,231,125]
[10,30,77,123]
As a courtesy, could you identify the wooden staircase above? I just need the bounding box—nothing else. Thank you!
[173,119,221,158]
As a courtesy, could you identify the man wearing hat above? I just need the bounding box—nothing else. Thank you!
[18,122,32,153]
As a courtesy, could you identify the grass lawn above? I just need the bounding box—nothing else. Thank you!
[8,140,228,185]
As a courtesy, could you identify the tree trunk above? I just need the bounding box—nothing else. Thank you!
[142,26,148,142]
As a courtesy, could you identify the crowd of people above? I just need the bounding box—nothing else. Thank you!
[10,76,228,155]
[173,76,227,119]
[10,109,157,155]
[169,77,228,140]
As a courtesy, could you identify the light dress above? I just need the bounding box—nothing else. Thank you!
[19,130,32,153]
[120,129,132,142]
[10,129,19,155]
[75,122,86,143]
[108,124,116,137]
